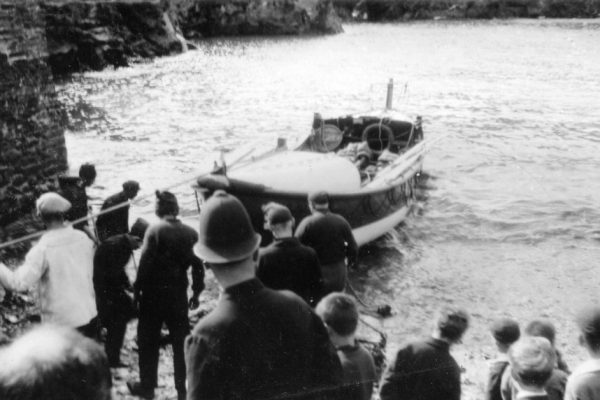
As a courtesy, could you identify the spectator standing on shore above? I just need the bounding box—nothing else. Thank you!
[93,217,148,367]
[185,191,344,400]
[379,306,470,400]
[501,319,568,400]
[0,325,111,400]
[506,336,556,400]
[564,305,600,400]
[485,318,521,400]
[316,293,376,400]
[295,191,358,295]
[0,193,98,338]
[59,163,98,242]
[257,202,323,306]
[95,180,140,242]
[524,319,570,373]
[128,191,204,400]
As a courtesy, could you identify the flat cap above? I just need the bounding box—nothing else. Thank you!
[263,202,293,225]
[36,192,71,215]
[491,318,521,345]
[308,190,329,205]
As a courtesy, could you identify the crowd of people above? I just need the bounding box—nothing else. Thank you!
[0,164,600,400]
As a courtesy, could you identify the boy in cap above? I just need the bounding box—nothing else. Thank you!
[93,217,149,367]
[295,191,358,295]
[96,180,141,242]
[316,293,376,400]
[507,336,556,400]
[485,318,520,400]
[0,192,98,337]
[0,324,112,400]
[501,319,568,400]
[128,191,204,400]
[185,190,344,400]
[564,305,600,400]
[257,202,323,306]
[379,306,470,400]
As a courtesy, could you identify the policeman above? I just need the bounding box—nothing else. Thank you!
[185,191,344,400]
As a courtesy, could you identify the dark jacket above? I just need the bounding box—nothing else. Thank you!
[93,234,134,303]
[58,176,88,229]
[184,278,344,400]
[134,219,204,297]
[96,191,130,242]
[379,338,461,400]
[257,237,322,306]
[338,343,377,400]
[295,211,358,267]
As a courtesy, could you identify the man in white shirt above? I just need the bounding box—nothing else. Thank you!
[565,306,600,400]
[0,192,97,337]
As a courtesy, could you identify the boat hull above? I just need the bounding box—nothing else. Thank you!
[195,158,422,247]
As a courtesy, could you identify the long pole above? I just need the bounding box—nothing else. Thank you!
[385,78,394,110]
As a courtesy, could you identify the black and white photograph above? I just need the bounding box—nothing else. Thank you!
[1,0,600,399]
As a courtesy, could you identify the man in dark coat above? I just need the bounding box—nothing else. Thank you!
[96,180,140,242]
[58,163,97,242]
[127,191,204,400]
[257,202,323,306]
[379,306,470,400]
[93,217,148,367]
[295,191,358,295]
[185,190,344,400]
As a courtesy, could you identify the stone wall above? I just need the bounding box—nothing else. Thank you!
[0,0,67,254]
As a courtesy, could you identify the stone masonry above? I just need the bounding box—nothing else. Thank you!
[0,0,68,253]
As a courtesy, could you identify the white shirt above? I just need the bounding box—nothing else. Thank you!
[564,358,600,400]
[0,225,97,327]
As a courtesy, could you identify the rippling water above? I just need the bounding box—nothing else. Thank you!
[58,19,600,397]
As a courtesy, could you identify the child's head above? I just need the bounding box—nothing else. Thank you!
[524,319,556,346]
[435,306,469,344]
[490,318,520,352]
[316,293,359,337]
[509,336,555,391]
[576,306,600,355]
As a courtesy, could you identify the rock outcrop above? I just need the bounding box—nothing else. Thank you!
[42,1,184,76]
[170,0,342,38]
[336,0,600,21]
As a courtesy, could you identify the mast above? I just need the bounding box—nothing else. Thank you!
[385,78,393,110]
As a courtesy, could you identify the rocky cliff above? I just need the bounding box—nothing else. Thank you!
[336,0,600,21]
[42,1,184,75]
[42,0,342,75]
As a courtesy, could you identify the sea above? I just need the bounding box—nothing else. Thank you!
[58,19,600,398]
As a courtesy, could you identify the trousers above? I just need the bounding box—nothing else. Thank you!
[137,290,189,396]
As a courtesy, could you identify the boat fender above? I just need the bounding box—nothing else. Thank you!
[361,123,394,154]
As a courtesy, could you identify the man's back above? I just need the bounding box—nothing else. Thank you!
[257,237,322,306]
[338,343,376,400]
[32,226,96,327]
[379,338,461,400]
[565,359,600,400]
[135,219,199,292]
[96,191,129,241]
[185,278,343,400]
[295,212,357,266]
